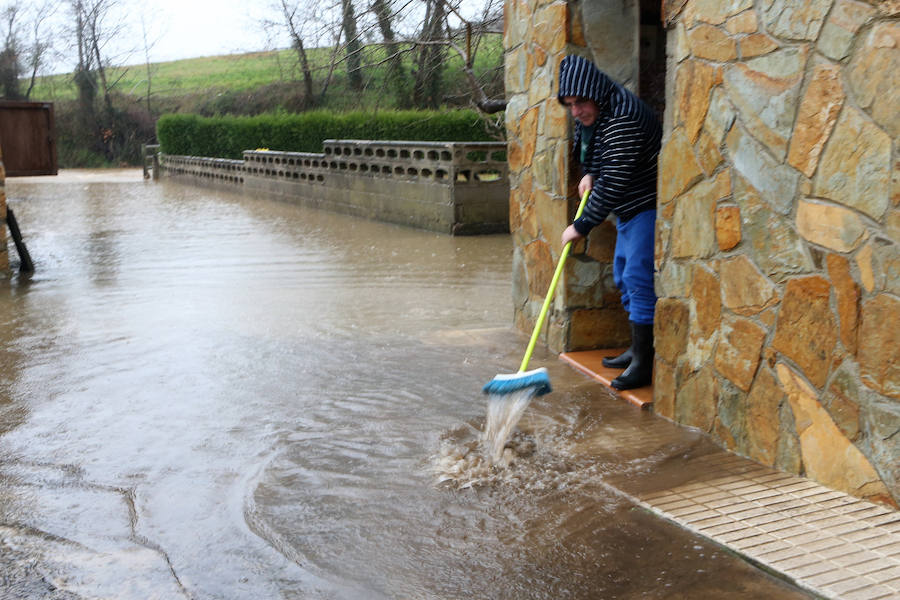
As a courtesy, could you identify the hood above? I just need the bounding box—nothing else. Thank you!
[557,54,615,110]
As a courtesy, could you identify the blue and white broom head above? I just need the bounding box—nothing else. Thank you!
[482,367,552,396]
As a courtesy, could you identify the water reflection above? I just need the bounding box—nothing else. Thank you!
[0,170,811,599]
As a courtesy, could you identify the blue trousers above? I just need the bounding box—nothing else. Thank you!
[613,209,657,325]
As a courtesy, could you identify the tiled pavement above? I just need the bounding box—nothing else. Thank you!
[613,452,900,600]
[561,351,900,600]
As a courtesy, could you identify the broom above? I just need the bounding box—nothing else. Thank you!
[483,189,591,397]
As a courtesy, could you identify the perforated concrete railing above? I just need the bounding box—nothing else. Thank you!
[159,140,510,234]
[161,155,245,185]
[241,140,508,187]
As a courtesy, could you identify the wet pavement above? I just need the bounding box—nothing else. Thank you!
[0,170,816,599]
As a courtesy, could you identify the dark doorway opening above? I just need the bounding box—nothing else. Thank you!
[639,1,667,122]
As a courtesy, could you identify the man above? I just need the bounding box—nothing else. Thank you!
[557,54,662,390]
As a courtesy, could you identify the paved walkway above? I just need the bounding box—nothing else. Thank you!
[561,351,900,600]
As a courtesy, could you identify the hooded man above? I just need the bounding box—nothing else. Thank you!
[557,54,662,390]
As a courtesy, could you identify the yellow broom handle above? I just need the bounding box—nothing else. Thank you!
[518,189,591,372]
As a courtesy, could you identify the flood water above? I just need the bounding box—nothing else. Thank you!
[0,170,812,599]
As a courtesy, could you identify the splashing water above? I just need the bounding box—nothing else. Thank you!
[483,388,538,464]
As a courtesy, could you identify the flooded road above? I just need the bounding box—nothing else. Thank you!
[0,170,811,599]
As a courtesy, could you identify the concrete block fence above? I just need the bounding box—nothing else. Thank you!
[160,139,509,235]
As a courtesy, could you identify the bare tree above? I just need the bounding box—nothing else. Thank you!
[21,1,57,99]
[441,0,505,113]
[271,0,316,106]
[261,0,503,112]
[340,0,363,90]
[139,14,157,115]
[412,0,445,108]
[0,3,22,98]
[370,0,408,102]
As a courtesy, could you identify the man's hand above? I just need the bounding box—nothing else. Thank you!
[578,174,594,198]
[561,224,583,247]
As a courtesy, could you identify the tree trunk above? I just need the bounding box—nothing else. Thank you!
[371,0,406,102]
[340,0,362,91]
[413,0,445,109]
[278,0,315,108]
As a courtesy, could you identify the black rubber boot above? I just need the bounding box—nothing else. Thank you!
[602,346,633,369]
[611,322,654,390]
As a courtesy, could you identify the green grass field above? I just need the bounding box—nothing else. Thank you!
[33,49,302,101]
[30,38,504,113]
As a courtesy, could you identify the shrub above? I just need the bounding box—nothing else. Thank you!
[156,110,501,159]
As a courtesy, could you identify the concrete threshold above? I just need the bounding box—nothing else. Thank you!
[560,351,900,600]
[560,349,653,409]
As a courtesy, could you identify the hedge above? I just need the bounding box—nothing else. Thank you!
[156,110,501,159]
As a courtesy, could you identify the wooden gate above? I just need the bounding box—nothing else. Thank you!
[0,101,57,176]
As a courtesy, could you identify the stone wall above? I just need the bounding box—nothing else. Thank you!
[161,140,509,235]
[655,0,899,506]
[505,0,898,506]
[505,0,639,351]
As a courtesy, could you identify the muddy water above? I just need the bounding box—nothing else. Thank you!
[0,170,811,599]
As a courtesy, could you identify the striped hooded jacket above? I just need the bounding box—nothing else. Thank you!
[557,55,662,234]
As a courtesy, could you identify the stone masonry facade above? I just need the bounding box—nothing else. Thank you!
[505,0,636,352]
[656,0,898,507]
[506,0,899,506]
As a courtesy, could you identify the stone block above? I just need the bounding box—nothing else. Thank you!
[658,127,704,204]
[725,10,758,34]
[532,186,567,248]
[655,298,690,363]
[739,33,778,58]
[676,60,722,143]
[683,0,753,26]
[585,220,617,263]
[847,22,900,138]
[796,199,868,253]
[673,22,690,62]
[776,400,803,475]
[817,0,876,61]
[858,294,900,399]
[524,239,554,299]
[723,46,808,161]
[824,364,863,442]
[670,176,721,259]
[675,365,717,432]
[771,276,837,389]
[859,400,900,505]
[653,358,677,420]
[761,0,831,40]
[777,363,893,503]
[713,382,745,452]
[715,315,767,392]
[687,24,738,62]
[694,129,723,175]
[826,253,860,355]
[745,367,785,467]
[564,255,617,307]
[533,3,568,54]
[715,205,741,251]
[719,255,779,315]
[567,307,630,351]
[656,260,692,298]
[725,125,799,216]
[787,62,845,178]
[691,264,721,336]
[856,241,875,292]
[814,106,892,221]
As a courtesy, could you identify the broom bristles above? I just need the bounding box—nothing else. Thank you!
[482,367,552,396]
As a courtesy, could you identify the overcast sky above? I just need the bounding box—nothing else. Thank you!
[43,0,285,73]
[43,0,492,73]
[145,0,280,63]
